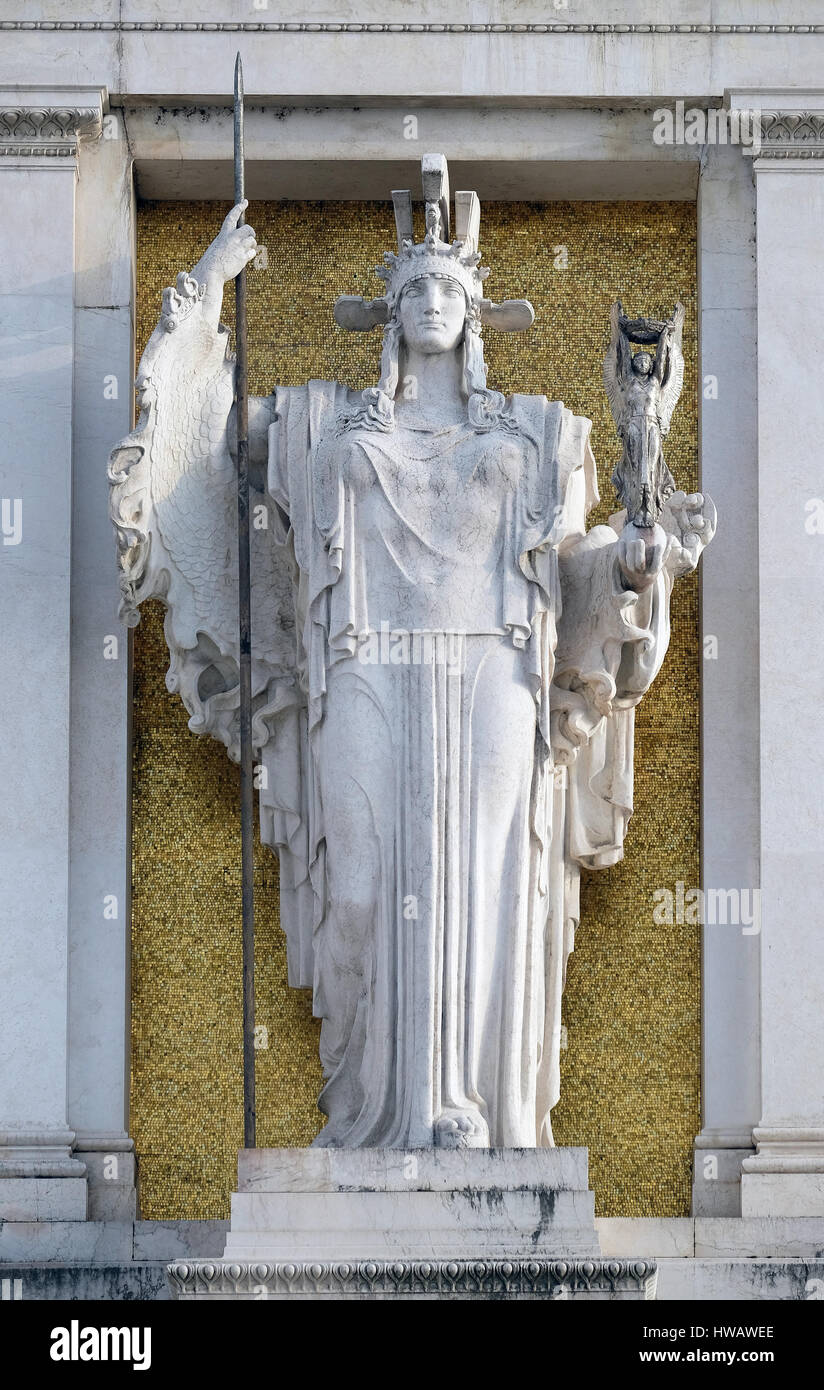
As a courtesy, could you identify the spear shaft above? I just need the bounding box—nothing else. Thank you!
[234,52,256,1150]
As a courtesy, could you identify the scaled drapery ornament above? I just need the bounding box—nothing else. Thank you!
[109,155,715,1150]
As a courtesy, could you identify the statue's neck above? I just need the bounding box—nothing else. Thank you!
[394,346,468,428]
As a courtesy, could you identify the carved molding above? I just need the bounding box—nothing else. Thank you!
[758,110,824,158]
[1,20,824,36]
[0,104,102,159]
[0,1126,86,1178]
[168,1257,658,1299]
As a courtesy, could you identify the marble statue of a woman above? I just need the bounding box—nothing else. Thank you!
[109,155,715,1152]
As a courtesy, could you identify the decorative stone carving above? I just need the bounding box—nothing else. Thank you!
[0,103,102,158]
[109,154,714,1152]
[3,19,824,35]
[758,110,824,158]
[167,1255,658,1301]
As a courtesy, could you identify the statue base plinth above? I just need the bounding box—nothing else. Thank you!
[167,1148,657,1300]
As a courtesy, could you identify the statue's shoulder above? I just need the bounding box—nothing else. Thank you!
[270,379,350,403]
[270,380,357,428]
[504,394,597,508]
[506,393,593,445]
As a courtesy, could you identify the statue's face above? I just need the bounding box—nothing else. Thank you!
[398,276,467,354]
[632,350,654,377]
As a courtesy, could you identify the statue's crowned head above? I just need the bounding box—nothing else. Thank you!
[334,154,535,431]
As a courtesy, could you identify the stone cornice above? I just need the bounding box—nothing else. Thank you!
[0,89,105,160]
[1,20,824,36]
[0,106,102,158]
[757,109,824,157]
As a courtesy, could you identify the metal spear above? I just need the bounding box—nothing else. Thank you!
[234,51,256,1150]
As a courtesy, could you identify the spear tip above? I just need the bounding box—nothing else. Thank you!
[234,51,244,102]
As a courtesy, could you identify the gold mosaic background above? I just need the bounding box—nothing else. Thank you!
[133,199,699,1219]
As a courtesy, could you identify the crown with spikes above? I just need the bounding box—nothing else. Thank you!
[334,153,535,334]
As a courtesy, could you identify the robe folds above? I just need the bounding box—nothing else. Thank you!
[255,381,671,1148]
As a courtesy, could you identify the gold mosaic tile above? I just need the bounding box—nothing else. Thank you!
[133,199,699,1219]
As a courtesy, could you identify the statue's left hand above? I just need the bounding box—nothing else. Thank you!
[617,521,669,592]
[665,490,717,572]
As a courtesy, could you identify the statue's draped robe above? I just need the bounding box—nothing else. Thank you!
[108,292,673,1149]
[256,383,672,1148]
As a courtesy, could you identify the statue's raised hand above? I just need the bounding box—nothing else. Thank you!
[617,520,668,592]
[189,202,258,330]
[198,201,258,285]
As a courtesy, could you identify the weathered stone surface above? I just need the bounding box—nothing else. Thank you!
[223,1148,600,1264]
[0,1178,87,1223]
[657,1259,824,1303]
[132,1220,230,1261]
[0,1218,226,1266]
[0,1264,172,1302]
[238,1145,590,1192]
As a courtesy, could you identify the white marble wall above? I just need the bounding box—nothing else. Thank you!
[692,142,760,1214]
[0,88,104,1220]
[731,93,824,1217]
[5,2,824,107]
[69,111,137,1220]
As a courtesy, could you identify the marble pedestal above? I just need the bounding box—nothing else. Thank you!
[168,1148,657,1300]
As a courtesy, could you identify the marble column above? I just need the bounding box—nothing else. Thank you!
[68,108,137,1220]
[692,142,760,1216]
[731,94,824,1217]
[0,89,105,1220]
